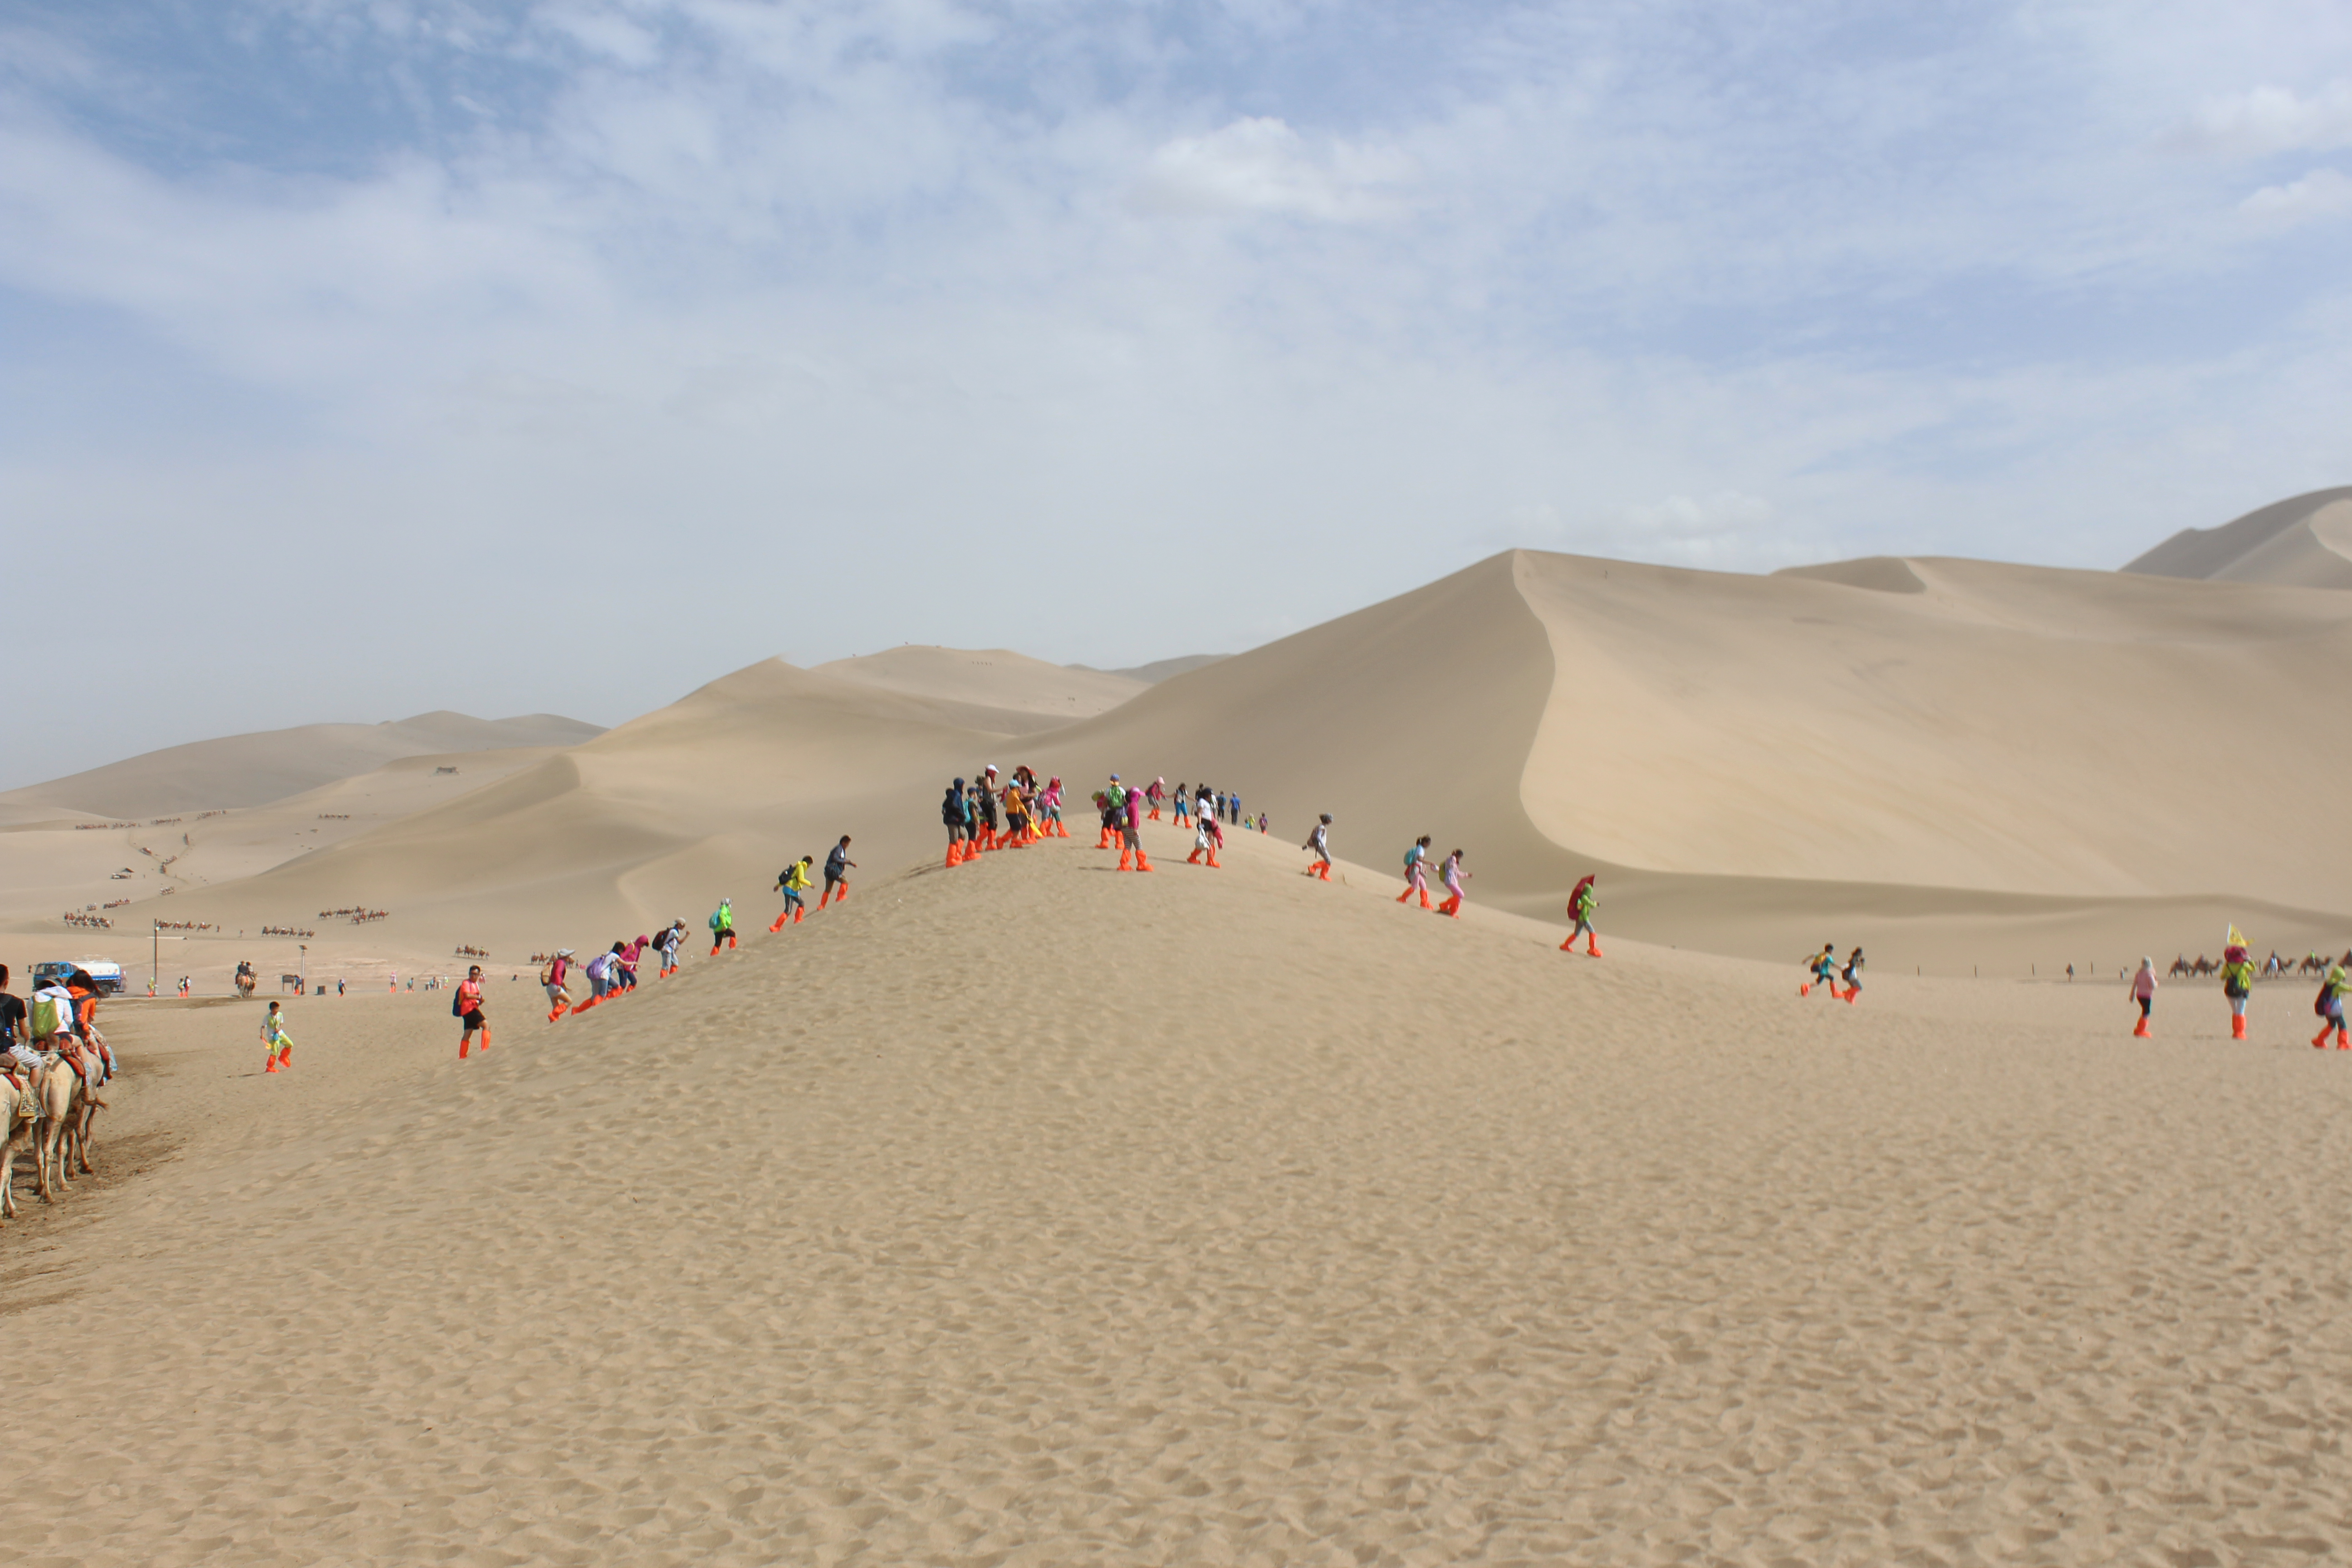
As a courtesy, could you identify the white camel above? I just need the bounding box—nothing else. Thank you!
[0,1064,40,1218]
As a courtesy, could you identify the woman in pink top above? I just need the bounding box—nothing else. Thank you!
[2127,957,2157,1038]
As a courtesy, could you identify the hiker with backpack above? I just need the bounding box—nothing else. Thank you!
[1799,943,1838,997]
[1397,836,1432,908]
[455,965,489,1059]
[659,921,684,977]
[1561,875,1601,956]
[772,857,815,928]
[943,777,972,866]
[709,899,737,954]
[1436,849,1469,917]
[2312,957,2350,1050]
[2221,941,2257,1039]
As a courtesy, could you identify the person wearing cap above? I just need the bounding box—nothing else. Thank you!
[658,920,685,978]
[542,949,575,1021]
[456,965,490,1059]
[709,898,737,955]
[1145,777,1165,821]
[1302,814,1333,880]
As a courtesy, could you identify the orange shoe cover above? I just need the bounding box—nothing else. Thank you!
[1117,848,1133,871]
[458,1043,469,1059]
[1396,886,1413,902]
[2314,1029,2332,1049]
[1798,984,1811,996]
[479,1031,490,1052]
[2232,1016,2247,1039]
[1207,851,1220,868]
[1135,852,1153,872]
[2132,1019,2151,1038]
[265,1059,279,1073]
[1587,938,1603,957]
[1188,849,1204,864]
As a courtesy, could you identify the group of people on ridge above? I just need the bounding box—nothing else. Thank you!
[942,768,1065,866]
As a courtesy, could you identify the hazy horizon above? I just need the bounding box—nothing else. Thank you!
[5,1,2348,784]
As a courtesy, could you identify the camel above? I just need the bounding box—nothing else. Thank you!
[36,1043,102,1199]
[0,1065,42,1218]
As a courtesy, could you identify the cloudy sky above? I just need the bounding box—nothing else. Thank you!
[5,0,2349,782]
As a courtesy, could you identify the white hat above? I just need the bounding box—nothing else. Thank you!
[557,948,575,957]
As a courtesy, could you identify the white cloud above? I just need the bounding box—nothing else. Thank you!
[2241,166,2352,222]
[1135,117,1411,222]
[2186,81,2352,156]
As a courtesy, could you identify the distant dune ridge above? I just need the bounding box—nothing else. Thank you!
[10,490,2352,972]
[2124,486,2352,589]
[0,711,605,819]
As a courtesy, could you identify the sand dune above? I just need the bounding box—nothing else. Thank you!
[29,543,2352,989]
[812,646,1144,731]
[21,833,2352,1565]
[0,710,603,818]
[1072,652,1231,683]
[2125,485,2352,589]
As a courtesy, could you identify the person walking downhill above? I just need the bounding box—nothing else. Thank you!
[456,965,490,1059]
[542,949,576,1019]
[1436,848,1469,917]
[772,856,815,928]
[710,899,738,955]
[1172,784,1190,832]
[2312,956,2351,1050]
[1561,874,1602,955]
[658,921,684,978]
[820,837,857,907]
[943,777,973,867]
[1303,814,1333,880]
[1397,836,1433,908]
[260,1000,294,1073]
[1799,943,1838,997]
[2128,956,2158,1037]
[1837,945,1864,1004]
[1146,778,1166,822]
[2221,936,2256,1039]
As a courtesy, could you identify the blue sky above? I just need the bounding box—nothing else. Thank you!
[4,1,2349,781]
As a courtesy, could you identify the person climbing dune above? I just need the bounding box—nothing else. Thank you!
[1303,815,1333,881]
[772,856,814,929]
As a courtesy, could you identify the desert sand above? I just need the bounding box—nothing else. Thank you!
[9,524,2352,1563]
[14,822,2352,1565]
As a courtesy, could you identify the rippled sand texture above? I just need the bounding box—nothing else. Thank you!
[14,827,2352,1565]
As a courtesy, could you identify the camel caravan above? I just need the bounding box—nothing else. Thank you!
[0,965,114,1219]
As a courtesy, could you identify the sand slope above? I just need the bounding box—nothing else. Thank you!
[2125,486,2352,588]
[812,646,1144,733]
[22,835,2352,1565]
[32,538,2352,983]
[2,710,604,818]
